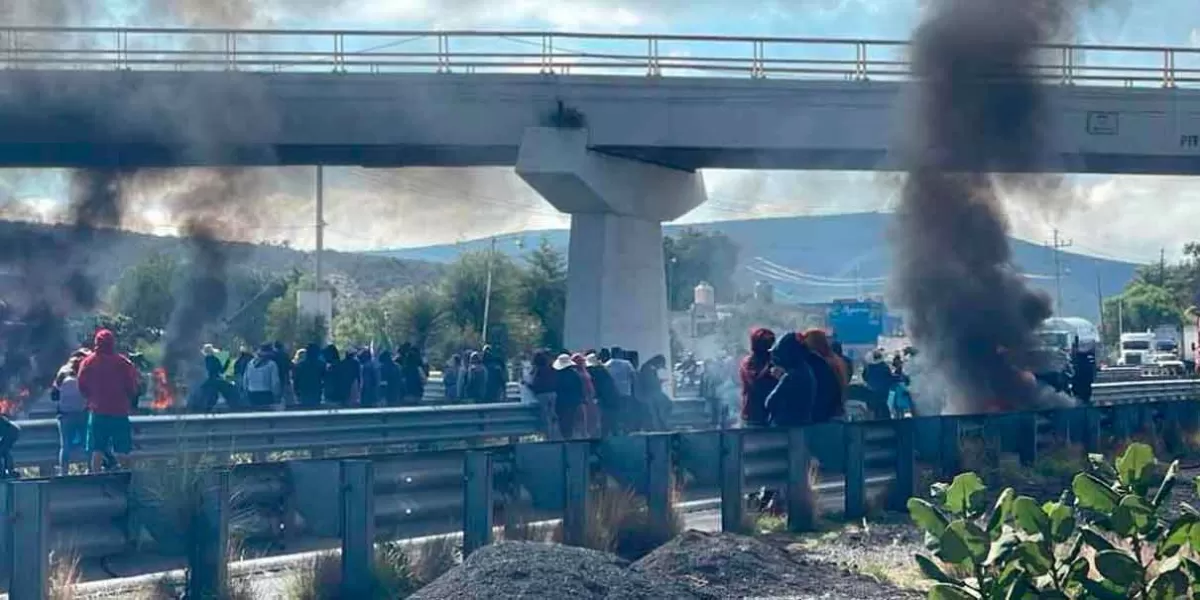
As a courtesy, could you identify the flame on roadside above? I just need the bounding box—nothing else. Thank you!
[151,368,174,411]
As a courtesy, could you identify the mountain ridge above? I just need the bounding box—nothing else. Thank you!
[371,212,1137,322]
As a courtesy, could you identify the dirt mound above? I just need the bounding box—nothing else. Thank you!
[410,541,699,600]
[634,530,918,600]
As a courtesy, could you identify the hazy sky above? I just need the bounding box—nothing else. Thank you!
[1,0,1198,263]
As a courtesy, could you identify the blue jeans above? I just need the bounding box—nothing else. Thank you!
[58,412,88,471]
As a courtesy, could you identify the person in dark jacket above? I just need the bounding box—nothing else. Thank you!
[273,342,294,405]
[527,350,560,438]
[293,343,324,408]
[862,349,895,420]
[401,348,427,405]
[1071,339,1096,405]
[462,352,488,403]
[552,353,585,439]
[831,340,854,383]
[585,353,621,436]
[232,346,253,387]
[481,345,507,403]
[322,345,342,404]
[803,330,846,422]
[377,351,403,407]
[337,351,363,406]
[358,349,380,408]
[764,332,817,427]
[740,328,779,427]
[197,344,235,412]
[637,355,671,431]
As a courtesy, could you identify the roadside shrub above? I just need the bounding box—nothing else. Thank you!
[908,442,1198,599]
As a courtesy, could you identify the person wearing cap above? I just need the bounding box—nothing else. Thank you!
[862,349,895,420]
[552,353,585,439]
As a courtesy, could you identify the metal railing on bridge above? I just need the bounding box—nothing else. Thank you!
[0,26,1198,88]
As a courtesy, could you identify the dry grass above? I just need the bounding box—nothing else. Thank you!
[139,574,255,600]
[560,477,684,561]
[284,541,432,600]
[48,551,81,600]
[410,535,460,585]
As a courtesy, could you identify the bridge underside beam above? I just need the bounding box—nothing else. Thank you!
[516,127,707,364]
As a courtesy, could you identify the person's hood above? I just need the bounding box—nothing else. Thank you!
[750,327,776,357]
[251,356,271,367]
[770,332,808,369]
[552,354,574,371]
[94,329,116,354]
[803,329,833,357]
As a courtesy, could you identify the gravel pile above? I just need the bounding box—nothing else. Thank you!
[635,530,921,600]
[409,541,698,600]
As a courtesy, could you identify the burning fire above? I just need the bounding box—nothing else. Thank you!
[0,388,30,417]
[151,368,175,411]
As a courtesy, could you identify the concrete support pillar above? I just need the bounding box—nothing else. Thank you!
[517,127,706,364]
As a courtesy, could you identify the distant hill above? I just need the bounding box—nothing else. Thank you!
[372,213,1138,323]
[0,221,443,308]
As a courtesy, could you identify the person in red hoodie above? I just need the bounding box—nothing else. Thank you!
[78,329,140,473]
[739,328,779,427]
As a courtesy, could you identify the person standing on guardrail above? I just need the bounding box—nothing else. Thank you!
[243,343,282,409]
[293,343,325,408]
[78,329,140,473]
[740,328,779,428]
[52,355,88,473]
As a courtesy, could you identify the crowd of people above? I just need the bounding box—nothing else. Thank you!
[520,347,674,440]
[191,341,433,411]
[738,328,854,428]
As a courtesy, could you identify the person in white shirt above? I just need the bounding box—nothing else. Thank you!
[242,344,281,409]
[602,347,636,397]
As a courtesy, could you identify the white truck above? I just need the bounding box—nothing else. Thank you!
[1118,332,1156,367]
[1152,324,1185,374]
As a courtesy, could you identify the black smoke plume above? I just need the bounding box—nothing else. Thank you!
[891,0,1089,414]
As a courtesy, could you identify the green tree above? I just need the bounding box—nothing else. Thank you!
[332,300,387,349]
[109,253,178,331]
[663,229,740,311]
[222,268,287,347]
[519,237,567,350]
[1103,281,1180,343]
[441,250,521,339]
[378,286,447,350]
[264,277,329,350]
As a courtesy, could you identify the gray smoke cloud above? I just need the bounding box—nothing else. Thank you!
[890,0,1094,415]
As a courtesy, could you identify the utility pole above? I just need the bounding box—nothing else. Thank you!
[481,236,497,344]
[1160,247,1167,286]
[314,166,325,290]
[1050,228,1072,315]
[1095,261,1104,337]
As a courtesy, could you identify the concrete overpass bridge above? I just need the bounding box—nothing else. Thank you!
[1,27,1199,362]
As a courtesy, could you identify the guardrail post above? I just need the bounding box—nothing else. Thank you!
[845,424,866,520]
[1084,407,1103,453]
[939,417,961,477]
[0,481,9,587]
[1016,412,1038,466]
[187,470,230,600]
[10,481,48,600]
[463,451,493,556]
[890,419,917,511]
[719,431,744,533]
[340,460,375,598]
[562,442,590,547]
[787,428,815,532]
[645,435,672,527]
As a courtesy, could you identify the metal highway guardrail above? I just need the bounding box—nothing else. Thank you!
[10,396,717,474]
[0,26,1198,87]
[8,392,1200,595]
[10,378,1191,474]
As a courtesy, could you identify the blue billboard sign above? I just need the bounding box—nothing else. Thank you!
[827,300,885,346]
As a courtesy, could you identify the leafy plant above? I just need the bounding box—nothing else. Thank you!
[908,443,1198,599]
